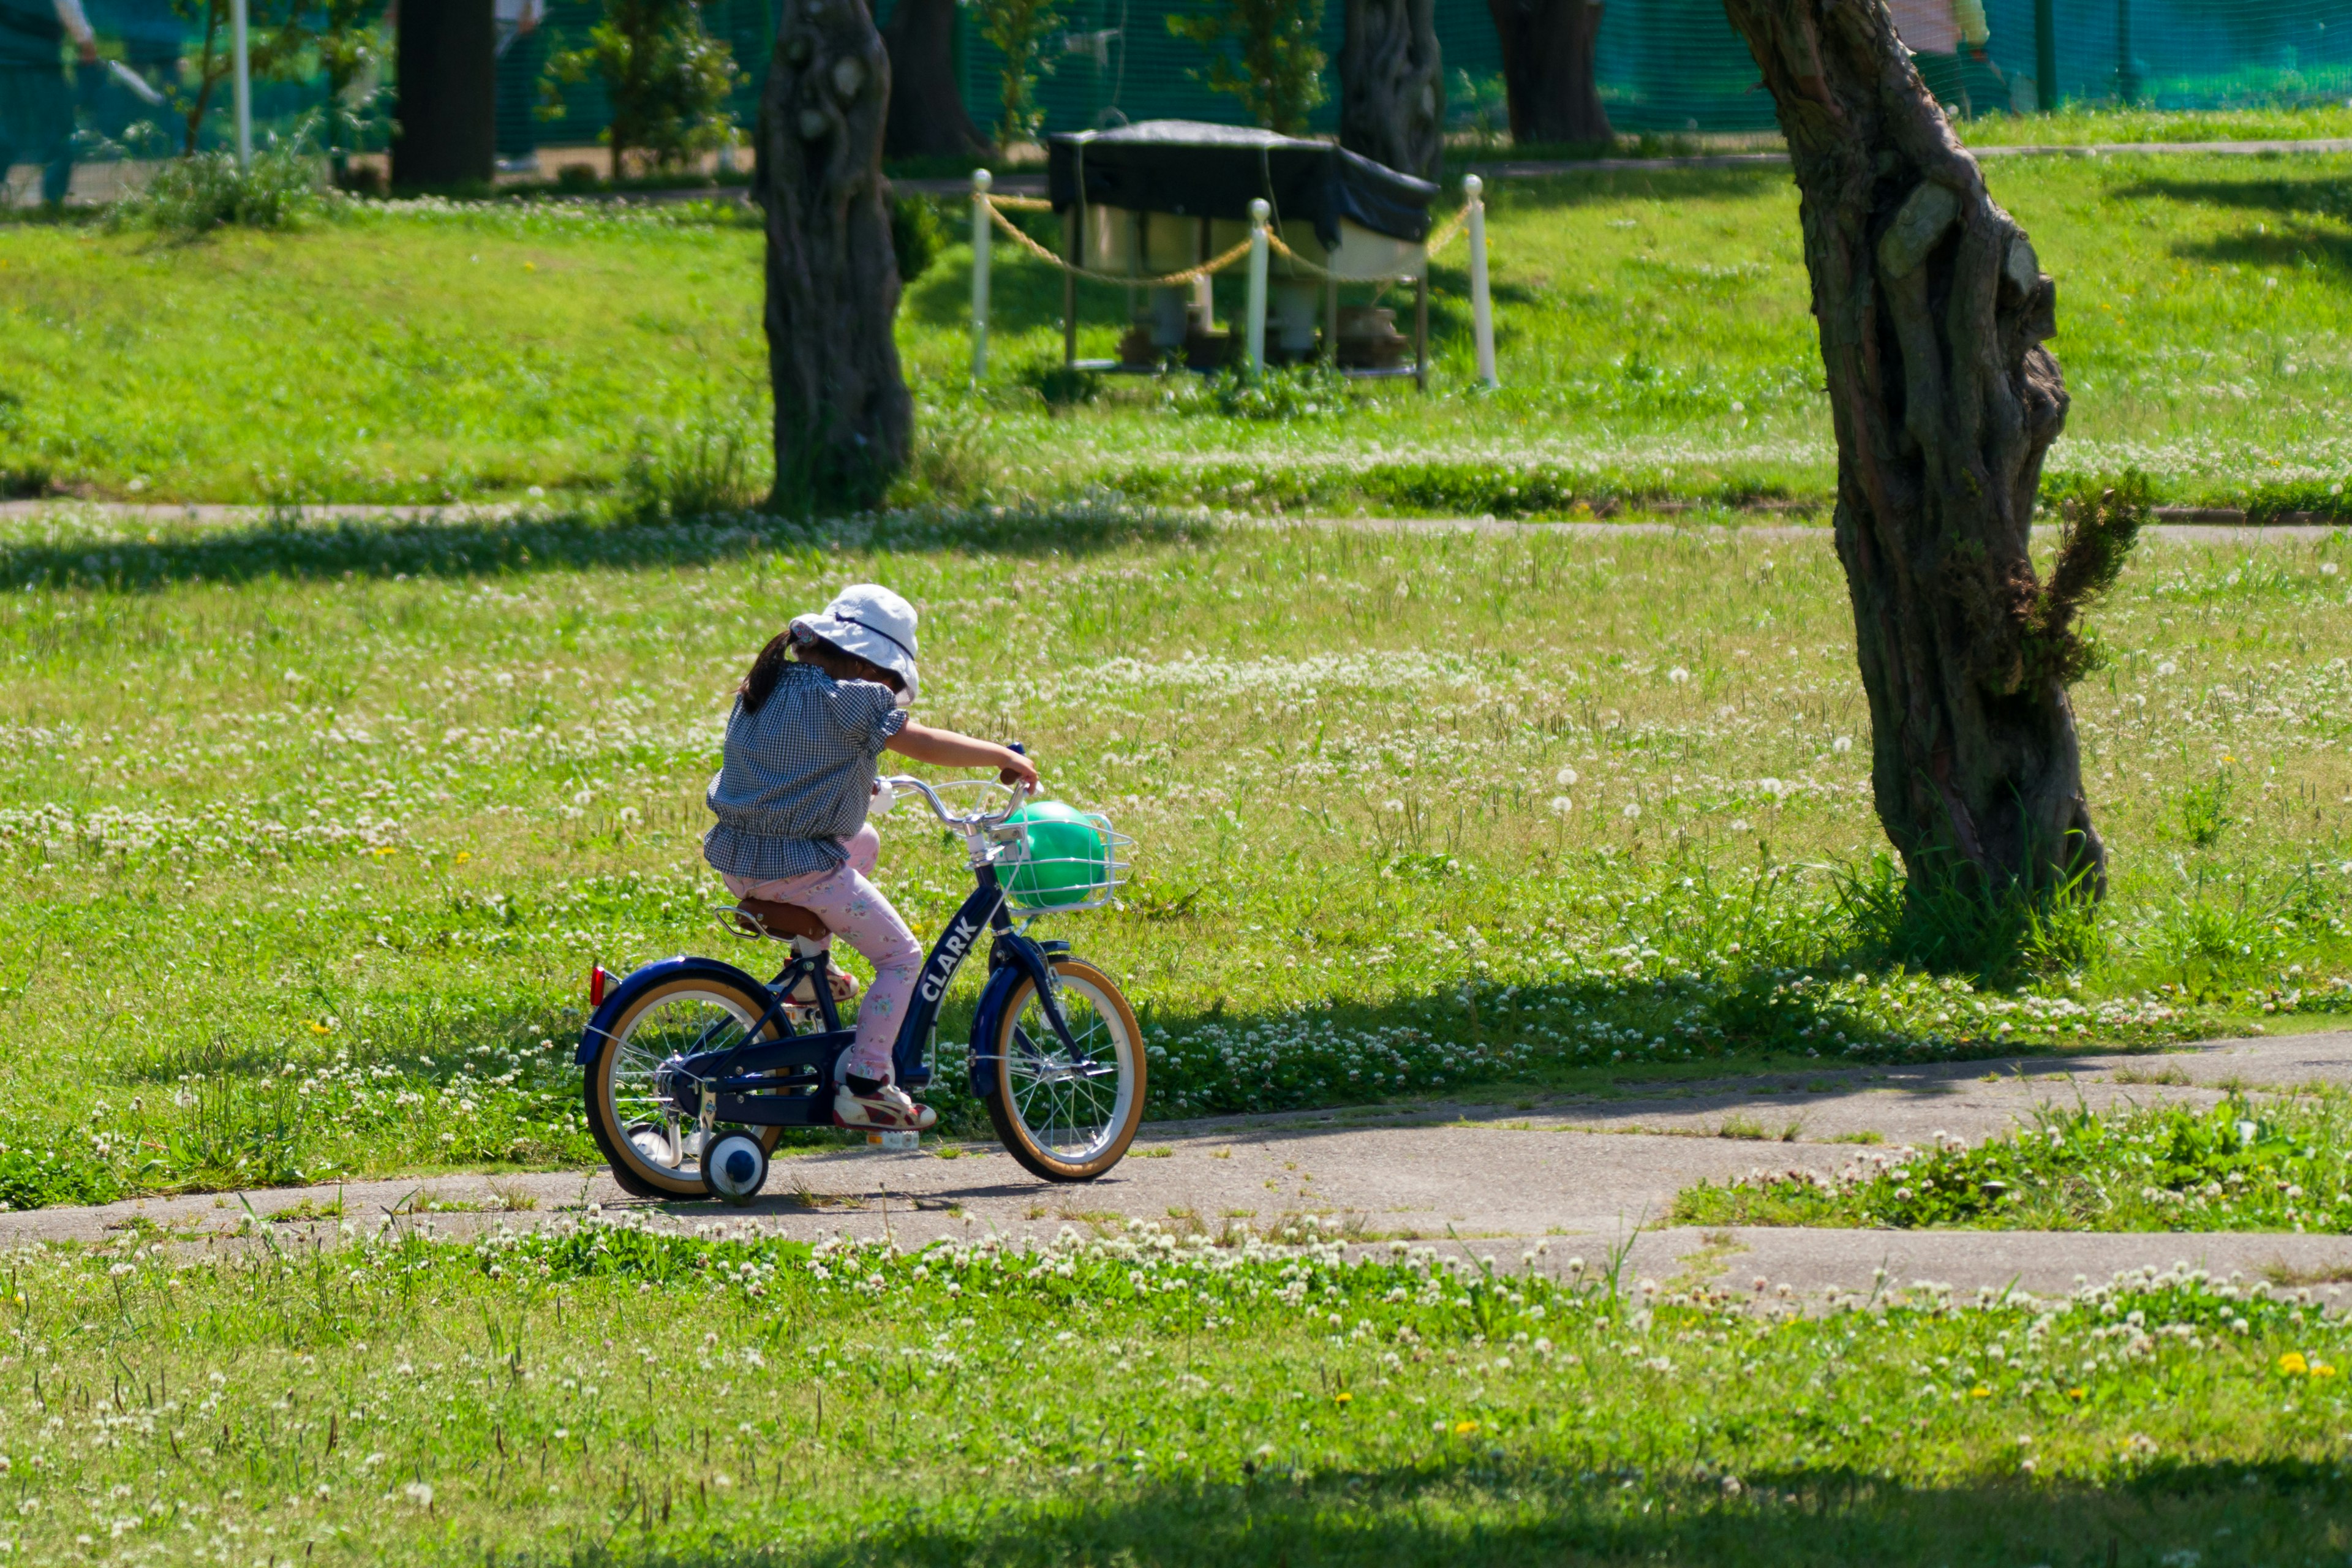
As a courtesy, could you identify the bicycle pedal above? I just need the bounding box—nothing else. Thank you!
[866,1130,920,1152]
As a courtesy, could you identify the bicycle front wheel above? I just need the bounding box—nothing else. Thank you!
[984,957,1145,1182]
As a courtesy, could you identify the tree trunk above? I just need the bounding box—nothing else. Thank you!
[1485,0,1610,145]
[1717,0,2107,906]
[1340,0,1443,181]
[757,0,913,511]
[391,0,496,189]
[880,0,989,159]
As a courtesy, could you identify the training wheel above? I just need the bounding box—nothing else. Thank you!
[704,1131,770,1207]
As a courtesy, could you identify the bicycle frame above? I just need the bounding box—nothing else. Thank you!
[574,777,1087,1130]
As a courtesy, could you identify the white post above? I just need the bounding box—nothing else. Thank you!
[230,0,252,169]
[1245,197,1270,374]
[970,168,993,385]
[1465,174,1496,388]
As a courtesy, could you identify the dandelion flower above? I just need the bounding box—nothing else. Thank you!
[1668,667,1691,684]
[1555,766,1578,786]
[2278,1352,2309,1376]
[1548,796,1574,815]
[1621,802,1640,820]
[1831,736,1853,753]
[1453,1420,1479,1436]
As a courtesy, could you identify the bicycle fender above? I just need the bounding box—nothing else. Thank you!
[966,935,1074,1099]
[964,961,1030,1099]
[573,955,774,1066]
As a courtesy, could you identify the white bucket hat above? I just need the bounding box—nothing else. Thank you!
[791,584,920,704]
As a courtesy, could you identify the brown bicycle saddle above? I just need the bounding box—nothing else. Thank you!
[731,898,832,941]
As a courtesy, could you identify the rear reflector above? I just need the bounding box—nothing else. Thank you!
[589,965,611,1006]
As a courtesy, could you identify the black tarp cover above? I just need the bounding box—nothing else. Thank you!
[1046,120,1438,249]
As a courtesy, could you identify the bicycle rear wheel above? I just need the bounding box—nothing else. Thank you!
[984,957,1144,1182]
[583,973,786,1199]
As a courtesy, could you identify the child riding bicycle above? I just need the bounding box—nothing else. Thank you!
[704,584,1038,1132]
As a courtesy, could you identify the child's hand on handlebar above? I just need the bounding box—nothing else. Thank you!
[884,721,1039,791]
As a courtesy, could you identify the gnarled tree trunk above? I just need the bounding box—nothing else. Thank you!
[881,0,989,159]
[757,0,913,511]
[1719,0,2108,905]
[1340,0,1443,181]
[1486,0,1610,145]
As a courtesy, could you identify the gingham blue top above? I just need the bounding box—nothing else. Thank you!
[703,663,909,883]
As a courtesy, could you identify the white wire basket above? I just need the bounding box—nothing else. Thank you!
[993,805,1133,914]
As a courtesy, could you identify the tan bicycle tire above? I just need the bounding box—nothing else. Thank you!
[984,958,1145,1182]
[584,973,789,1199]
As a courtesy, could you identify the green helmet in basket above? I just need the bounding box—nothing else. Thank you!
[1005,800,1112,909]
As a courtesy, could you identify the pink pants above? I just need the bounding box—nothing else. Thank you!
[723,824,922,1082]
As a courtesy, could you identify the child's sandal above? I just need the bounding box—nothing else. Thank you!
[834,1082,937,1132]
[785,968,861,1005]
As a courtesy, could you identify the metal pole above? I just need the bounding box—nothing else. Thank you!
[232,0,252,168]
[1062,206,1079,368]
[2034,0,2058,113]
[970,168,992,384]
[1413,273,1428,394]
[1245,198,1270,375]
[1464,174,1496,388]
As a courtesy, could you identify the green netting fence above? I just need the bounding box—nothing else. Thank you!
[11,0,2352,200]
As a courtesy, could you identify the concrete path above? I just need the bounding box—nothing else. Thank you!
[4,499,2341,538]
[1461,137,2352,184]
[29,1028,2352,1298]
[893,137,2352,200]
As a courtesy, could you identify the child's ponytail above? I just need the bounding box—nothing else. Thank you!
[737,626,902,715]
[736,629,802,716]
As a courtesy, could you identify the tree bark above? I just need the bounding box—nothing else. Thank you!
[392,0,496,189]
[1340,0,1443,181]
[1485,0,1610,146]
[757,0,913,511]
[1717,0,2103,903]
[880,0,989,159]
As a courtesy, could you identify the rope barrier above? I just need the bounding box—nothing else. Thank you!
[976,194,1474,288]
[1259,203,1472,283]
[982,197,1258,287]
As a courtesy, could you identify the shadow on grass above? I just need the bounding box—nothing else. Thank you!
[2111,173,2352,221]
[589,1463,2345,1567]
[0,503,1209,592]
[2109,173,2352,277]
[2171,227,2352,275]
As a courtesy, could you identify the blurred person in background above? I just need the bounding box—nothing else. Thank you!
[85,0,181,145]
[0,0,95,205]
[1888,0,1999,118]
[493,0,541,174]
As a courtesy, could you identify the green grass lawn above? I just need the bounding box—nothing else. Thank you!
[6,149,2352,512]
[9,1213,2348,1566]
[0,508,2346,1208]
[1676,1087,2352,1235]
[1958,102,2352,146]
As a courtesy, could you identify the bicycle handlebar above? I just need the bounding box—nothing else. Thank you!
[881,773,1030,831]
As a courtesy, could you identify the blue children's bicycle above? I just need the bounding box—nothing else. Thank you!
[575,772,1142,1200]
